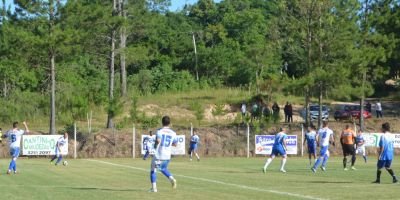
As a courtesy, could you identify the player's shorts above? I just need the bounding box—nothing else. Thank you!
[319,146,329,156]
[271,147,286,156]
[10,147,20,158]
[342,144,355,156]
[307,143,317,154]
[151,157,170,171]
[356,146,366,155]
[189,143,198,152]
[377,160,392,169]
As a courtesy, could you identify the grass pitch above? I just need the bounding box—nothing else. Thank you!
[0,157,398,200]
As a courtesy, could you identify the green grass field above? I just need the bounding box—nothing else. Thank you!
[0,157,398,200]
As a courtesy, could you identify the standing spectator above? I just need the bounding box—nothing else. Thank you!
[288,103,293,123]
[366,101,372,113]
[241,101,247,123]
[376,100,383,118]
[272,102,280,123]
[262,104,271,119]
[251,102,259,121]
[284,102,290,123]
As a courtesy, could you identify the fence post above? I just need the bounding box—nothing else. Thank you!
[247,123,250,158]
[354,122,357,133]
[301,123,304,157]
[132,125,136,159]
[190,123,193,136]
[74,122,77,159]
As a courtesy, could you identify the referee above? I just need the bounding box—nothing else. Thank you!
[341,125,356,170]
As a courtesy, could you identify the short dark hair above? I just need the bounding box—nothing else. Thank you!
[13,122,18,128]
[382,123,390,132]
[162,116,170,126]
[345,125,350,129]
[323,121,328,127]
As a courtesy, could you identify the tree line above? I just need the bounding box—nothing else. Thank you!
[0,0,399,132]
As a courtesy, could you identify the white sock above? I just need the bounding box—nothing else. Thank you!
[195,153,200,159]
[280,158,287,170]
[264,158,272,169]
[168,176,175,181]
[152,183,157,189]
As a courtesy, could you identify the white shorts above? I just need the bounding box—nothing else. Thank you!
[356,146,366,156]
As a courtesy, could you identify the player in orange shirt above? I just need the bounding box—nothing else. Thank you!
[340,125,356,170]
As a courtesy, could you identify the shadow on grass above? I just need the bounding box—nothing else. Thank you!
[71,187,141,192]
[181,96,215,101]
[299,181,353,184]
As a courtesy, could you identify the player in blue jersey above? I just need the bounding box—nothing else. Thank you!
[373,123,398,184]
[311,121,335,173]
[303,126,317,166]
[50,132,68,165]
[149,116,178,193]
[189,130,200,161]
[262,127,288,173]
[4,121,29,174]
[143,131,155,160]
[355,130,367,163]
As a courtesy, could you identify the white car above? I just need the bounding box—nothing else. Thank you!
[301,105,329,121]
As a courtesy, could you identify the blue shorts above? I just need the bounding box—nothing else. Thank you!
[271,147,286,156]
[308,144,317,154]
[189,143,198,151]
[320,146,329,156]
[377,160,392,169]
[152,158,170,171]
[10,147,20,158]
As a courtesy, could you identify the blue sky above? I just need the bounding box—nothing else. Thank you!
[4,0,221,12]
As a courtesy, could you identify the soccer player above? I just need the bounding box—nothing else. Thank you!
[189,130,200,161]
[311,121,335,173]
[143,131,155,160]
[340,125,356,170]
[373,123,398,184]
[262,127,288,173]
[149,116,178,193]
[355,130,367,163]
[303,126,317,166]
[50,132,68,165]
[4,121,29,174]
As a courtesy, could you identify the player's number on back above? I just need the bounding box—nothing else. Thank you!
[160,135,172,147]
[11,134,17,143]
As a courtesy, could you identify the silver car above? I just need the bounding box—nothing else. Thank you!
[301,105,329,121]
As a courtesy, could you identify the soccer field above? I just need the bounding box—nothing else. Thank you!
[0,157,398,200]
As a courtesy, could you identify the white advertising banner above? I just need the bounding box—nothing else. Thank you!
[22,135,68,156]
[255,135,298,155]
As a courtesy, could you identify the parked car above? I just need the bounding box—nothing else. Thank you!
[334,105,372,121]
[301,105,329,121]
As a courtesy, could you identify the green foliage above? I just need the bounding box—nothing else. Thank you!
[189,101,204,125]
[212,103,225,116]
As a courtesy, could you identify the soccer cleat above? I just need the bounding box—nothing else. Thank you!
[170,178,177,189]
[148,188,158,193]
[190,159,192,162]
[351,166,357,170]
[311,168,316,173]
[393,178,398,184]
[13,171,18,175]
[280,169,286,173]
[344,168,348,171]
[372,180,380,184]
[6,170,11,175]
[50,161,53,165]
[262,168,266,173]
[321,166,326,172]
[197,158,200,162]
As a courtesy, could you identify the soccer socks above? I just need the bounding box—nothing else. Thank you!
[143,151,149,160]
[55,156,63,165]
[363,155,367,163]
[50,155,57,162]
[343,157,347,168]
[8,160,15,171]
[387,168,397,181]
[351,155,356,166]
[313,157,322,169]
[280,158,287,171]
[150,170,157,183]
[376,170,382,182]
[322,155,329,167]
[264,158,272,170]
[195,153,200,160]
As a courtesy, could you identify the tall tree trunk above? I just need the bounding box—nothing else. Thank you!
[49,0,56,135]
[318,84,322,129]
[107,0,117,128]
[3,79,7,98]
[119,0,127,97]
[360,70,366,131]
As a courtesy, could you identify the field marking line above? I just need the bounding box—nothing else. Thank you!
[86,159,328,200]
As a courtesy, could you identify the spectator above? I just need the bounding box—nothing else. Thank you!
[284,102,290,123]
[376,100,383,118]
[262,105,271,118]
[272,102,280,123]
[241,101,247,123]
[288,103,293,123]
[366,101,372,113]
[251,102,260,121]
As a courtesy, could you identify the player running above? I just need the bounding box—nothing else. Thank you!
[189,130,200,161]
[143,131,155,160]
[149,116,178,193]
[355,130,367,163]
[303,125,317,166]
[4,121,29,174]
[50,132,68,165]
[340,125,356,170]
[262,127,288,173]
[311,121,335,173]
[373,123,398,184]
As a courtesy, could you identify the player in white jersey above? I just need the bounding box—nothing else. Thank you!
[4,121,29,174]
[143,131,156,160]
[312,121,335,173]
[189,130,200,161]
[50,132,68,165]
[355,130,367,163]
[149,116,178,193]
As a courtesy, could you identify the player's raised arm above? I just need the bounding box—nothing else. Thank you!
[22,121,29,134]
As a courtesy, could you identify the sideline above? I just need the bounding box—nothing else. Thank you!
[86,159,328,200]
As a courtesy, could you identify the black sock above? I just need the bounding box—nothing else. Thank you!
[343,157,347,168]
[351,154,356,166]
[387,169,396,179]
[377,170,382,181]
